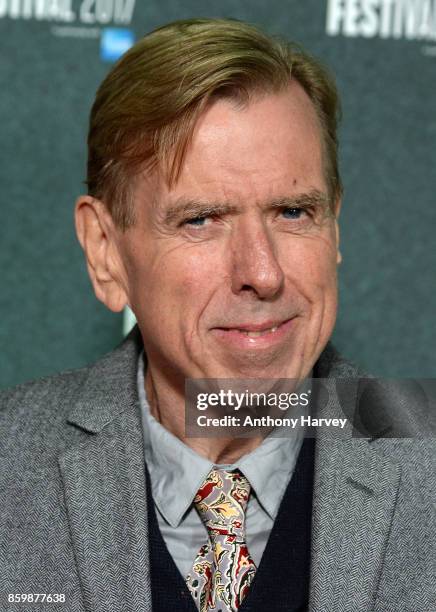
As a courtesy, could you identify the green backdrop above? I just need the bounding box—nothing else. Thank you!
[1,0,435,388]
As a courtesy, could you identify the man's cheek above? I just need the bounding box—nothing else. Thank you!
[308,242,339,282]
[175,273,201,297]
[172,255,217,298]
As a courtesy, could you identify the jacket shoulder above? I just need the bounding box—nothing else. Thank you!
[315,341,369,379]
[0,326,143,449]
[0,366,89,423]
[0,367,94,464]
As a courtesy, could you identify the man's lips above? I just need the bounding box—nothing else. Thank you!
[215,318,291,332]
[211,317,295,344]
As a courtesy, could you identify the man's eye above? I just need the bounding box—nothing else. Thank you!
[184,216,209,227]
[282,207,305,219]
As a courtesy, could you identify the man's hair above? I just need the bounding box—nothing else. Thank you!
[86,18,342,230]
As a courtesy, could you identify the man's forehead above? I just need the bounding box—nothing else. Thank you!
[132,85,327,218]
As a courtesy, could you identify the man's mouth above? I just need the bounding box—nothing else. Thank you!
[212,318,295,345]
[226,324,280,338]
[211,315,298,353]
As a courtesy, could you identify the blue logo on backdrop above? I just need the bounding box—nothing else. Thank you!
[101,28,134,62]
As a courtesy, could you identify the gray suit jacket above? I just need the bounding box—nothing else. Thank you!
[1,327,435,611]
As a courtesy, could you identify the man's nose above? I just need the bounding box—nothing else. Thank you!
[230,217,285,299]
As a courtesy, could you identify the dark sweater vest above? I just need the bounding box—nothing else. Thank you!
[146,437,315,611]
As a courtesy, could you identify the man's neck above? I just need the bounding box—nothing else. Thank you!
[144,366,264,464]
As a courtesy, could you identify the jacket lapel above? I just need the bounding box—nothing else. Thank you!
[309,346,401,612]
[58,327,152,612]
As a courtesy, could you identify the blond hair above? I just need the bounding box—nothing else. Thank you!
[86,18,342,229]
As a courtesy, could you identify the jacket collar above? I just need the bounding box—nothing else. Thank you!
[66,325,144,433]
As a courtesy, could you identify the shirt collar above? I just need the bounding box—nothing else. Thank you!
[137,351,308,526]
[138,352,213,526]
[232,431,304,519]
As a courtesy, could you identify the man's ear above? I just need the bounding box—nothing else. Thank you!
[75,195,129,312]
[334,197,342,265]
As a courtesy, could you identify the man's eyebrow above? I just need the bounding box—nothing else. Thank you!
[163,200,239,224]
[269,190,331,212]
[163,190,331,225]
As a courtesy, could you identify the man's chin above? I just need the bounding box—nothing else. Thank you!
[199,352,305,381]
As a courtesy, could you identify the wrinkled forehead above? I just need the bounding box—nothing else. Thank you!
[134,84,327,217]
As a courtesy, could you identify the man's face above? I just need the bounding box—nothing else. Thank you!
[116,82,340,387]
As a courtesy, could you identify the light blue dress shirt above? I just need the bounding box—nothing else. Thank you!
[137,352,307,579]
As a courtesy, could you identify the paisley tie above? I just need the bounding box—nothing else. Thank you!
[186,469,257,612]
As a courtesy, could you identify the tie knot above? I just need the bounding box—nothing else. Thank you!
[193,469,251,538]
